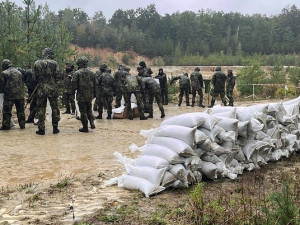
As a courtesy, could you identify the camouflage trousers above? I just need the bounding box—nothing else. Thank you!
[191,88,204,106]
[211,91,227,105]
[226,89,234,106]
[178,87,190,106]
[2,98,25,129]
[98,90,114,116]
[124,91,145,119]
[62,93,75,113]
[37,97,60,131]
[78,101,94,127]
[115,88,124,108]
[142,91,150,112]
[148,89,164,116]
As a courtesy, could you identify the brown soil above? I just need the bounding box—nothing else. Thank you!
[0,94,299,224]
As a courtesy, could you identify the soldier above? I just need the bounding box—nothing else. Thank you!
[34,47,60,135]
[170,73,191,106]
[139,61,153,77]
[209,66,227,108]
[226,69,236,106]
[0,59,25,130]
[114,64,126,108]
[97,67,116,119]
[95,63,107,118]
[123,68,148,120]
[155,68,168,105]
[22,69,38,123]
[190,67,205,108]
[72,56,97,132]
[62,62,76,115]
[137,66,150,113]
[143,77,165,118]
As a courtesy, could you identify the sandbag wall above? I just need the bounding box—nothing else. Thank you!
[107,97,300,197]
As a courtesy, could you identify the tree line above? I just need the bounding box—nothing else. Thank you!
[0,1,300,67]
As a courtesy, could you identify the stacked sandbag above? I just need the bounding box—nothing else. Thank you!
[108,97,300,197]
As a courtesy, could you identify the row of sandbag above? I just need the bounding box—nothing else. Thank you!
[107,97,300,197]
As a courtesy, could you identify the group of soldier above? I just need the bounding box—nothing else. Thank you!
[170,66,236,108]
[0,47,235,135]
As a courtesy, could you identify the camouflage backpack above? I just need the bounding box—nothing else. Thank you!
[125,75,139,92]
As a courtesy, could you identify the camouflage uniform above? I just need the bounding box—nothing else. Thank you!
[170,73,191,106]
[62,63,75,114]
[155,68,168,105]
[137,66,151,113]
[98,69,116,119]
[123,73,147,120]
[139,61,153,77]
[72,56,97,132]
[209,66,227,107]
[0,59,25,130]
[94,63,107,117]
[190,67,205,108]
[23,69,38,123]
[114,65,127,108]
[226,70,236,106]
[34,48,60,135]
[143,77,165,118]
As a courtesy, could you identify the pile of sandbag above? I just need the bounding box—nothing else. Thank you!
[107,97,300,197]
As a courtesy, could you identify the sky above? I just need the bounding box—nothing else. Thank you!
[12,0,300,19]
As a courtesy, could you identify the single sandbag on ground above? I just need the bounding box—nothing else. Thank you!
[161,171,177,187]
[149,137,195,157]
[118,174,165,197]
[135,155,170,169]
[200,161,218,180]
[169,164,188,183]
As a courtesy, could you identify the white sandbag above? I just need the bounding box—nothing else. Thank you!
[195,147,206,157]
[268,102,286,113]
[193,171,203,182]
[118,174,165,197]
[283,96,300,106]
[200,161,218,180]
[218,153,235,167]
[194,129,208,145]
[160,113,205,128]
[269,149,283,162]
[161,171,177,187]
[187,169,197,184]
[139,144,186,164]
[244,163,256,171]
[198,113,220,130]
[209,105,236,115]
[236,107,253,121]
[221,141,234,151]
[242,140,262,160]
[201,152,222,164]
[249,103,269,114]
[216,162,237,179]
[234,145,246,162]
[250,118,264,133]
[125,165,167,187]
[169,164,188,183]
[238,121,250,138]
[149,137,195,157]
[215,116,239,133]
[135,155,170,169]
[105,177,119,186]
[217,128,236,142]
[199,126,221,142]
[74,92,81,119]
[141,125,196,146]
[281,148,290,158]
[46,98,52,122]
[114,152,135,165]
[255,131,267,140]
[210,142,228,155]
[266,115,277,123]
[198,138,212,151]
[229,159,244,174]
[184,156,203,171]
[212,109,237,119]
[284,103,299,117]
[172,180,189,188]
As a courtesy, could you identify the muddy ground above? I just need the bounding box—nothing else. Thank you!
[0,97,299,225]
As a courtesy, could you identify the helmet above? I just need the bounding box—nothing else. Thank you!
[118,64,124,70]
[184,73,188,77]
[99,63,108,72]
[195,67,200,71]
[1,59,13,70]
[215,66,221,71]
[227,69,233,73]
[17,67,25,75]
[139,61,146,67]
[124,66,130,72]
[76,56,89,68]
[42,47,54,59]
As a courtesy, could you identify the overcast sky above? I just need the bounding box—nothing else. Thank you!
[12,0,300,19]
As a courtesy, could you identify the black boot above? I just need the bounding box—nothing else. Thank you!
[79,124,89,133]
[95,114,102,119]
[36,130,45,135]
[53,125,60,134]
[0,126,10,130]
[178,97,182,106]
[148,113,153,118]
[26,118,34,123]
[140,116,148,120]
[90,120,95,129]
[62,110,71,114]
[208,100,215,108]
[106,114,111,119]
[160,110,165,118]
[191,102,195,107]
[199,102,205,108]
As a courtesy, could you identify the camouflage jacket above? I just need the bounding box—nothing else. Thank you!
[171,75,191,89]
[73,68,97,102]
[0,67,25,99]
[34,59,59,98]
[190,71,204,89]
[113,70,127,88]
[124,74,144,93]
[212,71,227,93]
[138,71,151,78]
[143,77,160,93]
[226,74,236,91]
[23,69,38,94]
[155,72,168,90]
[98,72,116,93]
[144,67,153,77]
[62,71,75,95]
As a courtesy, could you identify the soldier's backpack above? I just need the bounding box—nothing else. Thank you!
[125,75,139,92]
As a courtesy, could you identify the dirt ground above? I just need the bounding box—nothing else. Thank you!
[0,97,299,225]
